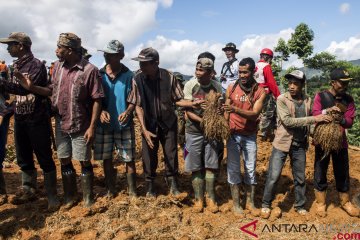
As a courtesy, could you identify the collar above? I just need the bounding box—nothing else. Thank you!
[284,91,310,103]
[63,57,87,71]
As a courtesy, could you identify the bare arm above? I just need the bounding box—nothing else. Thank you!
[135,105,156,149]
[13,71,52,96]
[84,99,102,144]
[223,91,266,121]
[186,110,202,123]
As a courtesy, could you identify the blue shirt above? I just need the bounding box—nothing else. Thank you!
[99,64,134,131]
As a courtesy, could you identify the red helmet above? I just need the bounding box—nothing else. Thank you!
[260,48,273,57]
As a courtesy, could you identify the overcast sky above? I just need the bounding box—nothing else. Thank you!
[0,0,359,75]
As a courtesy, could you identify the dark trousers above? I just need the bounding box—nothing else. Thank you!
[14,119,55,173]
[262,145,306,209]
[0,115,11,169]
[142,121,178,181]
[314,146,349,192]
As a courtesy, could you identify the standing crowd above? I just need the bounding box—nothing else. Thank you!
[0,32,358,219]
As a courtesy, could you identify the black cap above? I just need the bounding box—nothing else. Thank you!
[330,68,353,82]
[132,47,159,62]
[222,42,239,53]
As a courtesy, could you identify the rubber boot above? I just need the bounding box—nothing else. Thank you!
[205,177,219,213]
[81,172,95,207]
[11,169,37,205]
[62,169,78,209]
[245,184,260,217]
[103,159,117,198]
[166,176,188,200]
[192,177,204,213]
[314,190,327,217]
[44,171,60,211]
[339,192,360,217]
[0,169,7,205]
[230,184,244,216]
[145,180,156,198]
[126,173,137,197]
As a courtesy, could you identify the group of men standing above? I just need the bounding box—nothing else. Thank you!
[0,32,358,220]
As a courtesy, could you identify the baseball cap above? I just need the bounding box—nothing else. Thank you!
[57,32,81,49]
[222,42,239,53]
[132,47,159,62]
[98,40,124,54]
[197,58,214,70]
[330,68,353,81]
[0,32,32,46]
[285,70,306,82]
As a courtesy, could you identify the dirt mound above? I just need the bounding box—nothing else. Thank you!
[1,119,360,239]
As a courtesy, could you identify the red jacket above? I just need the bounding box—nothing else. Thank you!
[256,59,280,99]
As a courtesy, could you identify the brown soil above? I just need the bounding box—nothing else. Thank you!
[1,119,360,240]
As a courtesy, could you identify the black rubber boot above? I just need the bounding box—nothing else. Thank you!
[44,170,60,211]
[11,169,37,205]
[192,177,205,212]
[245,184,260,216]
[81,172,95,207]
[61,169,78,209]
[0,169,7,205]
[166,176,180,196]
[0,169,6,194]
[126,173,137,197]
[145,180,156,198]
[230,184,244,216]
[103,159,117,198]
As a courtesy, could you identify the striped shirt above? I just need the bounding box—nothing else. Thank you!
[133,68,183,132]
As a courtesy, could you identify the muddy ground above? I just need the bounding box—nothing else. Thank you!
[0,119,359,240]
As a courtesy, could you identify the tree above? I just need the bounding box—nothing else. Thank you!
[274,38,290,69]
[288,23,315,94]
[304,52,336,72]
[288,23,314,61]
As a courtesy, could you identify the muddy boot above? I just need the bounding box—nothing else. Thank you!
[205,176,219,213]
[192,177,204,213]
[81,172,95,207]
[62,169,78,209]
[145,180,156,198]
[166,176,188,200]
[103,159,117,198]
[0,169,7,205]
[230,184,244,216]
[339,192,360,217]
[245,184,260,217]
[314,190,327,218]
[11,170,37,205]
[44,171,60,211]
[126,173,137,197]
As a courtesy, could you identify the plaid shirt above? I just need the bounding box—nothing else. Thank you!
[50,58,104,134]
[133,68,183,132]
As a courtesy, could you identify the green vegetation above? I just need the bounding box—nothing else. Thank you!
[272,23,360,146]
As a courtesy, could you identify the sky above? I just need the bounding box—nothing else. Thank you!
[0,0,359,75]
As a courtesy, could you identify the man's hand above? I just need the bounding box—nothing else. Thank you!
[84,126,95,145]
[326,106,341,114]
[14,71,33,90]
[217,105,224,115]
[314,114,332,123]
[143,130,156,149]
[100,110,110,123]
[200,101,208,110]
[118,111,130,125]
[192,99,205,109]
[223,102,234,113]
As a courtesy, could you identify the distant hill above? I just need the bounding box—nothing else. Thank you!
[349,59,360,66]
